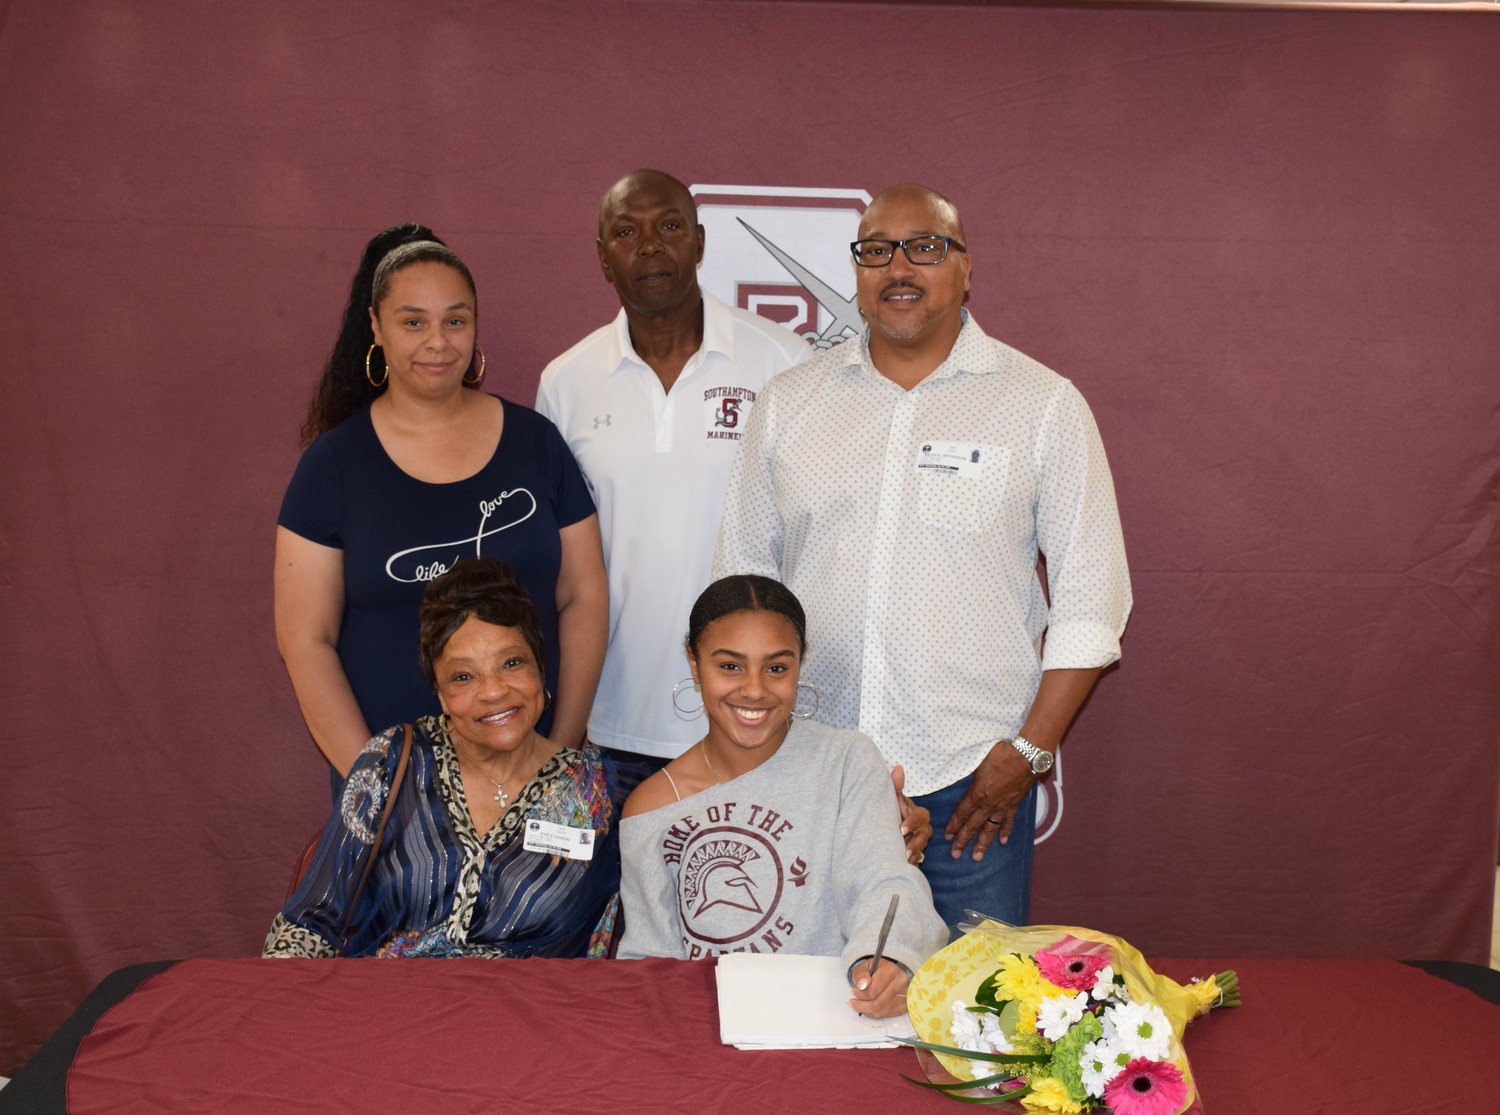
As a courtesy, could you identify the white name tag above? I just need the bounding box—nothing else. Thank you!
[915,441,986,479]
[523,818,596,860]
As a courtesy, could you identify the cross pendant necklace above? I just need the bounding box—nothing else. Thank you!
[472,769,509,808]
[452,729,537,813]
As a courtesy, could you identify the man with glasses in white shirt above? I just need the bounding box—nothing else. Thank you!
[713,183,1132,929]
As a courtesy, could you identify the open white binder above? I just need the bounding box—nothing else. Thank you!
[714,953,918,1050]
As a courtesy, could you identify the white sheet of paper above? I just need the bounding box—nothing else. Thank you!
[714,953,917,1050]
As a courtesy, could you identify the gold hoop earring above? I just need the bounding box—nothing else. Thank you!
[463,344,486,386]
[365,344,387,388]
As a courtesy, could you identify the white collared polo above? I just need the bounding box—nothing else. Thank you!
[538,290,808,757]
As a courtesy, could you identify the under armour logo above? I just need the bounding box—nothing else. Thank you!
[593,415,612,429]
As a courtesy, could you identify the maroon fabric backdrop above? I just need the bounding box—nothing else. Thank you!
[2,0,1497,1073]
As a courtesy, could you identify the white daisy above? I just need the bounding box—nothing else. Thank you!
[1089,964,1123,1002]
[1036,990,1091,1041]
[950,1002,1015,1090]
[970,1059,1004,1085]
[978,1012,1013,1053]
[1102,1000,1173,1062]
[1079,1036,1130,1098]
[950,1001,982,1048]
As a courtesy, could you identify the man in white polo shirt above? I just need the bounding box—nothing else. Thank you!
[536,169,808,764]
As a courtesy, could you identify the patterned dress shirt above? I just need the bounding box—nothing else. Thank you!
[712,313,1131,796]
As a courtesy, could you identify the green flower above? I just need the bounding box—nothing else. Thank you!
[1048,1012,1103,1106]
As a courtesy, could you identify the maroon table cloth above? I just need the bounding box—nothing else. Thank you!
[63,957,1500,1114]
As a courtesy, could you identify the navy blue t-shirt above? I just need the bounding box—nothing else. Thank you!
[278,397,595,742]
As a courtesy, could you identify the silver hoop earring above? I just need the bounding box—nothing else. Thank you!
[671,677,703,718]
[791,682,820,721]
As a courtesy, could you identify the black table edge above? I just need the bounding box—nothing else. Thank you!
[1403,959,1500,1006]
[0,960,178,1115]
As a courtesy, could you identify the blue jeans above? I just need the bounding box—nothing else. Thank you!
[914,776,1036,937]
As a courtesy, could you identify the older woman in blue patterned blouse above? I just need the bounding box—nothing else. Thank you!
[265,558,638,958]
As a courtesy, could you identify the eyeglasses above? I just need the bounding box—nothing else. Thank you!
[850,236,967,268]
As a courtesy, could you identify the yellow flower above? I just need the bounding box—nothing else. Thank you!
[1020,1076,1086,1113]
[993,954,1050,1009]
[991,954,1050,1034]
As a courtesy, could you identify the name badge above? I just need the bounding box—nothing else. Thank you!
[523,818,596,861]
[916,441,986,479]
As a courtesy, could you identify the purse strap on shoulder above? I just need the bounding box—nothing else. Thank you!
[335,722,415,953]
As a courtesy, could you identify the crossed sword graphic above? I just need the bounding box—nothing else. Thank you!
[736,218,862,349]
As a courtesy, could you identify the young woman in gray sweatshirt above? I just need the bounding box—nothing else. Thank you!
[618,575,948,1018]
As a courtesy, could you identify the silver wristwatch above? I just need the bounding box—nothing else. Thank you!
[1009,734,1054,775]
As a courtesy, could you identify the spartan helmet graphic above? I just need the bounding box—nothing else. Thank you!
[694,858,763,918]
[682,838,765,920]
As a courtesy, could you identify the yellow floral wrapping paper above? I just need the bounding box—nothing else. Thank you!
[906,921,1221,1109]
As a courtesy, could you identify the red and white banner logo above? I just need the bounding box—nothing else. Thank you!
[691,184,870,351]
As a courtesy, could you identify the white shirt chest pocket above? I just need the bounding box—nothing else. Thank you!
[915,442,1009,533]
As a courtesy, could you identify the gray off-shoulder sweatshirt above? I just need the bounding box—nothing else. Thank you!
[619,719,949,975]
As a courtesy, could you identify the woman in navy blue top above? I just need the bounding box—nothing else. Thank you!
[275,229,607,787]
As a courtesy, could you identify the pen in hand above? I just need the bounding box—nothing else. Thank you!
[851,895,906,1016]
[869,894,899,978]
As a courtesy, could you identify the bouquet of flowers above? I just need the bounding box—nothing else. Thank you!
[899,921,1239,1113]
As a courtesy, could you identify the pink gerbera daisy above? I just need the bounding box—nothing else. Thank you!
[1034,945,1110,991]
[1101,1058,1188,1115]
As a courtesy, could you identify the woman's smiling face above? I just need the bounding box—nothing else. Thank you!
[434,615,545,754]
[368,260,477,397]
[689,608,802,756]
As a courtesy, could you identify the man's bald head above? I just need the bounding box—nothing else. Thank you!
[595,168,706,320]
[598,169,698,239]
[859,183,967,244]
